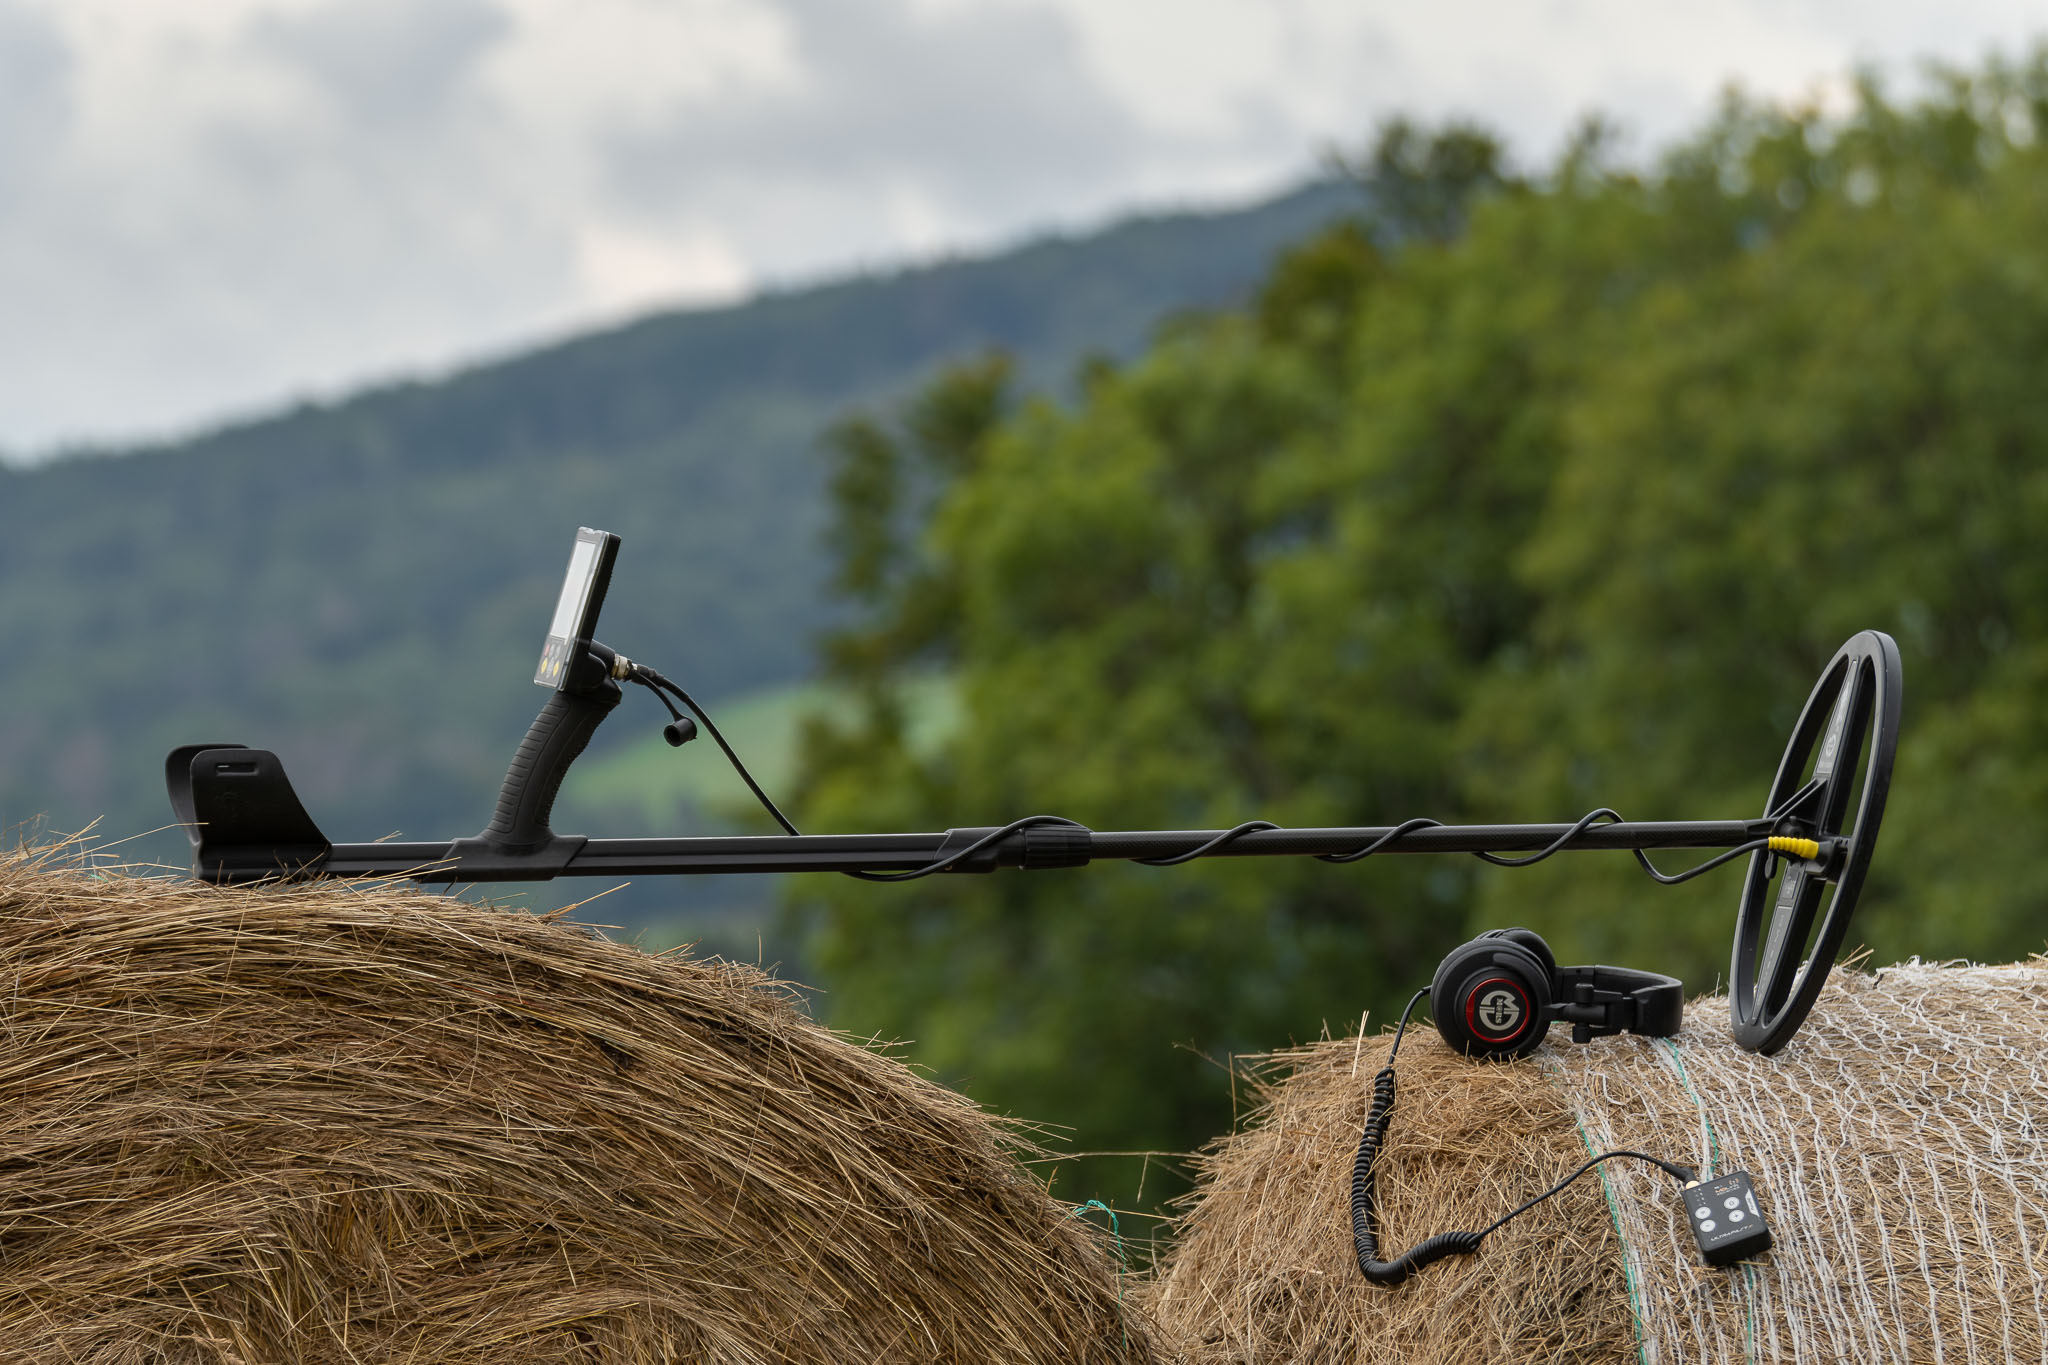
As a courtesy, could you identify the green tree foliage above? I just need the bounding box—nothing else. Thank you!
[1460,65,2048,971]
[1330,117,1518,243]
[790,58,2048,1209]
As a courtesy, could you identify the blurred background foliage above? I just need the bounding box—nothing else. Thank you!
[788,58,2048,1210]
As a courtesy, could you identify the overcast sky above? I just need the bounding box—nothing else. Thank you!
[0,0,2040,459]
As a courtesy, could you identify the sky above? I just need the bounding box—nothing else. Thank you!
[0,0,2041,459]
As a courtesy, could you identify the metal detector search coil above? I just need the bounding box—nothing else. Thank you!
[165,528,1902,1056]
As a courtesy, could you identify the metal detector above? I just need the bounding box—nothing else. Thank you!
[165,528,1901,1056]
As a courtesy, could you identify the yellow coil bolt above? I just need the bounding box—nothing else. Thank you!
[1768,836,1821,860]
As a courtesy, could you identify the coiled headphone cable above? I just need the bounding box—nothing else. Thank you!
[1349,988,1695,1287]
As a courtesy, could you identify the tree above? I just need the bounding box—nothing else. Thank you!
[787,65,2048,1212]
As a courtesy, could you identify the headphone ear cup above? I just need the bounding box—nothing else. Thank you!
[1483,927,1558,984]
[1432,936,1551,1060]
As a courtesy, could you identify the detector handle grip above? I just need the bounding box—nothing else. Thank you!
[479,677,620,852]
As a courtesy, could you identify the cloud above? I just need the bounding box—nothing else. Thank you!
[603,0,1147,262]
[251,0,511,127]
[0,0,71,196]
[0,0,2043,458]
[0,0,571,457]
[0,0,1172,455]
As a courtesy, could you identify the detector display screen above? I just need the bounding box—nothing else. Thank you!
[534,527,619,688]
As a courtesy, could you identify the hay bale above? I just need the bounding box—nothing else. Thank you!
[0,846,1148,1364]
[1143,960,2048,1364]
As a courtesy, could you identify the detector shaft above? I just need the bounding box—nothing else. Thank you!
[290,818,1776,883]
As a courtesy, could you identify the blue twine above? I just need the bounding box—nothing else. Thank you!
[1070,1199,1129,1351]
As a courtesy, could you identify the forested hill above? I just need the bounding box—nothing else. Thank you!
[0,179,1362,872]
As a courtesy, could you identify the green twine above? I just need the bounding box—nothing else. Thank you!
[1570,1109,1651,1365]
[1656,1037,1721,1179]
[1070,1199,1128,1352]
[1743,1260,1760,1361]
[1657,1037,1759,1365]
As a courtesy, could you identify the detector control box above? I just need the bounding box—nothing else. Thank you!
[1683,1170,1773,1267]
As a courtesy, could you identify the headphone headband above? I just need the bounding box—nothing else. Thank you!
[1552,964,1683,1044]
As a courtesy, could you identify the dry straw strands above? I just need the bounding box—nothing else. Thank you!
[0,845,1149,1364]
[1143,960,2048,1365]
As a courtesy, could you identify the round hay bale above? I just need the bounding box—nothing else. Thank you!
[1142,960,2048,1364]
[0,847,1149,1364]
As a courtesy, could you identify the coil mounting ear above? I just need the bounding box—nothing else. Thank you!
[1431,930,1554,1060]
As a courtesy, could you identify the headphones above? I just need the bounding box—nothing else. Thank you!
[1350,931,1759,1289]
[1428,927,1684,1060]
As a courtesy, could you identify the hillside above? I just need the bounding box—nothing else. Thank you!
[0,178,1361,925]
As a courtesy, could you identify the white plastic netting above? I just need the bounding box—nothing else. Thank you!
[1551,961,2048,1365]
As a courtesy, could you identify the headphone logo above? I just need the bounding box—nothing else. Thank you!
[1477,989,1522,1031]
[1477,988,1523,1032]
[1465,976,1531,1042]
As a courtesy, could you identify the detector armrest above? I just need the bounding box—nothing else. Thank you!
[166,745,333,883]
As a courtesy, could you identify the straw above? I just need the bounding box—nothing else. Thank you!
[0,841,1151,1364]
